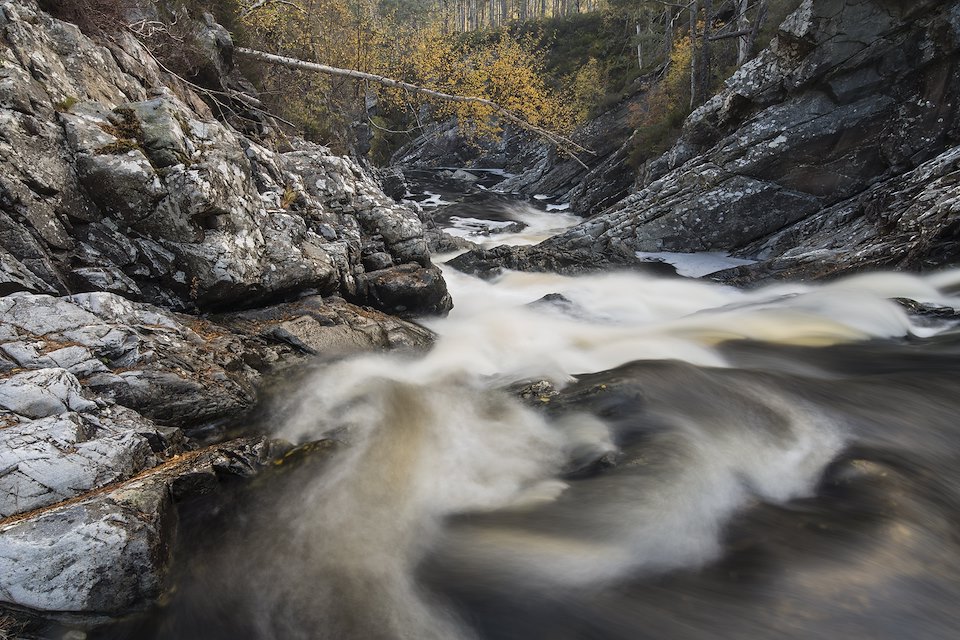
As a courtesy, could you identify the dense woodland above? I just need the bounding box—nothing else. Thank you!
[42,0,803,163]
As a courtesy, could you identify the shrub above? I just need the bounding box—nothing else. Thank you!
[38,0,133,35]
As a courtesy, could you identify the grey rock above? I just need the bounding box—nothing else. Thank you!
[0,292,258,427]
[0,434,288,613]
[0,406,176,518]
[0,1,448,318]
[0,369,96,419]
[718,144,960,282]
[0,473,173,613]
[0,246,54,295]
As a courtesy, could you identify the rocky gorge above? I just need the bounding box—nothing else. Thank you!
[423,0,960,283]
[2,0,960,638]
[0,0,445,628]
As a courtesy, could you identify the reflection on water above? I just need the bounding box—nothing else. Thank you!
[94,200,960,640]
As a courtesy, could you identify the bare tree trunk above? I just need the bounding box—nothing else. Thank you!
[689,0,698,109]
[636,22,643,69]
[664,5,673,68]
[737,0,750,65]
[697,0,712,105]
[746,0,769,56]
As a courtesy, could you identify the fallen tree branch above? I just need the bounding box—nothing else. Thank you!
[234,46,594,168]
[709,28,754,41]
[239,0,307,19]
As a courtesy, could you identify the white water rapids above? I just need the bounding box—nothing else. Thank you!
[131,203,960,640]
[253,203,960,640]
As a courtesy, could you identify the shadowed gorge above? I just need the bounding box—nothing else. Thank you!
[2,0,960,638]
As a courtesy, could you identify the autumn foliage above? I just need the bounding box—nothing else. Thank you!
[237,0,573,154]
[627,33,694,166]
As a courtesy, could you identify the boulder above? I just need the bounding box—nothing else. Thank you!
[216,294,435,357]
[0,1,449,317]
[0,407,181,518]
[0,292,259,427]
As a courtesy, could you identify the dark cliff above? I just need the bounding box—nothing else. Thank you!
[450,0,960,282]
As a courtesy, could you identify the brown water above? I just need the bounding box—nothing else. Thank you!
[92,202,960,640]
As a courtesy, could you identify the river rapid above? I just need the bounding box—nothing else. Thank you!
[100,193,960,640]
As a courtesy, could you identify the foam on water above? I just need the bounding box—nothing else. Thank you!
[266,193,960,637]
[440,202,581,248]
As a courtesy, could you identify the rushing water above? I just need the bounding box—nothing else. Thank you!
[97,198,960,640]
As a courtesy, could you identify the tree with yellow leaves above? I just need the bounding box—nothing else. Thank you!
[235,0,579,160]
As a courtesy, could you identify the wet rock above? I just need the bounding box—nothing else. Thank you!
[508,379,560,408]
[216,294,435,358]
[527,293,593,319]
[356,264,452,318]
[893,298,960,325]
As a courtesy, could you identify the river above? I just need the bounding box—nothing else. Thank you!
[97,190,960,639]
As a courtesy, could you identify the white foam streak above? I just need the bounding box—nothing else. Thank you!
[435,390,844,589]
[442,203,582,248]
[423,268,959,381]
[271,264,960,635]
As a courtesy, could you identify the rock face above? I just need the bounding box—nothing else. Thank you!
[449,0,960,282]
[0,0,445,620]
[0,0,449,316]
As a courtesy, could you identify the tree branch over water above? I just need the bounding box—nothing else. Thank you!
[234,46,594,168]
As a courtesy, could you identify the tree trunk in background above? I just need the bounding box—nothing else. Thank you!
[746,0,769,58]
[636,22,643,69]
[689,0,698,109]
[697,0,712,105]
[737,0,750,65]
[664,5,673,68]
